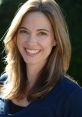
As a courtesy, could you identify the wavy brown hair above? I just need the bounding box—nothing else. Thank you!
[1,0,71,101]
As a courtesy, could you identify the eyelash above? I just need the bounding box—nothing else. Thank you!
[19,29,28,34]
[39,32,47,35]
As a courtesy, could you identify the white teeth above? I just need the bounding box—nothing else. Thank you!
[26,49,40,54]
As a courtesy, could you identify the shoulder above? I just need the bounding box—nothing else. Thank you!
[47,75,82,99]
[63,77,82,117]
[45,75,82,117]
[0,97,6,115]
[0,73,8,85]
[59,75,82,93]
[0,73,9,115]
[52,75,82,101]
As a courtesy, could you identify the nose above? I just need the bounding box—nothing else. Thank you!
[26,35,37,45]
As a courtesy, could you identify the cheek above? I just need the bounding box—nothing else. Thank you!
[17,36,25,46]
[16,39,23,52]
[17,33,27,43]
[43,39,54,49]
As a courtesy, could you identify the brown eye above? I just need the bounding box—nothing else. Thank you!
[39,32,47,36]
[18,29,29,34]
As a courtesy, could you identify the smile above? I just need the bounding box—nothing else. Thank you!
[25,49,41,55]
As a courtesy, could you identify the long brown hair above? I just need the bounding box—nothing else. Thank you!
[1,0,71,101]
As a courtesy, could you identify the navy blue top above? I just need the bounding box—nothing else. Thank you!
[0,74,82,117]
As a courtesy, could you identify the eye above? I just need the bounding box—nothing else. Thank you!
[38,32,47,36]
[18,29,29,34]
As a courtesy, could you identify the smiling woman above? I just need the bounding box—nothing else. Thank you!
[17,12,55,66]
[0,0,82,117]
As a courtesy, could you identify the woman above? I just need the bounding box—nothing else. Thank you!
[0,0,82,116]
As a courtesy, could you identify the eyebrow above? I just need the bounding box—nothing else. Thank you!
[19,26,50,32]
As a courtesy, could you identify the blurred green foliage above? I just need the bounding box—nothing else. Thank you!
[57,0,82,85]
[0,0,82,85]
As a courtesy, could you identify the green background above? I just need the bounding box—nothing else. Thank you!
[0,0,82,85]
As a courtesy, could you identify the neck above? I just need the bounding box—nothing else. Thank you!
[26,62,46,88]
[12,97,30,107]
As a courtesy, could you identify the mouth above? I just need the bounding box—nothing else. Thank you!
[25,49,41,56]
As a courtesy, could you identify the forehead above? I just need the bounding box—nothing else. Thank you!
[20,11,52,30]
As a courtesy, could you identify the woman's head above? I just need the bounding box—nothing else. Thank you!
[2,0,71,100]
[16,11,56,67]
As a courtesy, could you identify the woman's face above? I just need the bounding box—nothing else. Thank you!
[17,11,56,66]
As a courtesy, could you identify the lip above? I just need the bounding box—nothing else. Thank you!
[25,48,41,56]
